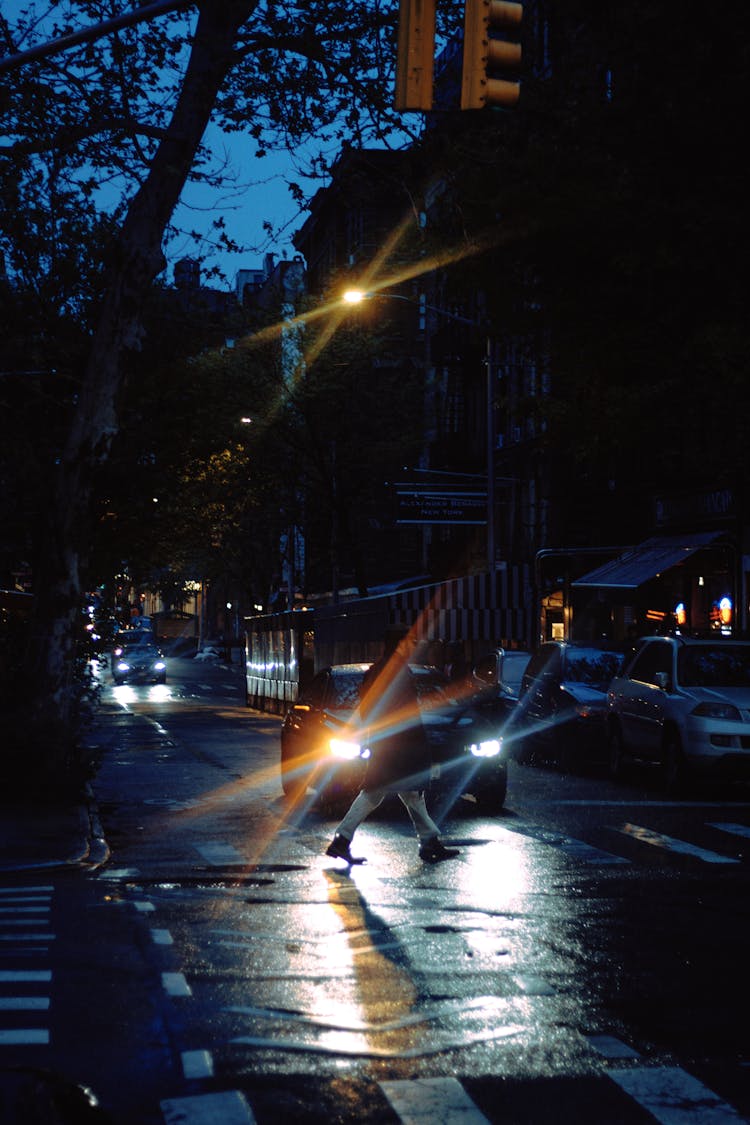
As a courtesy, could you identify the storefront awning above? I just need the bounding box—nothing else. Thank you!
[571,532,726,590]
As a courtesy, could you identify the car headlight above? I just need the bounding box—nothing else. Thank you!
[153,661,166,671]
[468,738,502,758]
[329,738,363,760]
[116,661,129,672]
[692,702,742,721]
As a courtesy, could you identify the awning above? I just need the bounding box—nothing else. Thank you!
[572,532,726,590]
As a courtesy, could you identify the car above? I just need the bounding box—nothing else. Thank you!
[607,635,750,791]
[112,628,157,665]
[515,640,625,767]
[471,648,532,716]
[112,642,167,685]
[280,662,509,815]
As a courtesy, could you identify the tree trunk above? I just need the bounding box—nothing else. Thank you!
[28,2,255,745]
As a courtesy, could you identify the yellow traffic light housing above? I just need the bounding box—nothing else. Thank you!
[461,0,522,110]
[394,0,437,110]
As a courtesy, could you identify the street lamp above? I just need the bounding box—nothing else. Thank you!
[341,287,497,572]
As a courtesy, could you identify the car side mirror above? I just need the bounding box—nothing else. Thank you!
[654,671,670,691]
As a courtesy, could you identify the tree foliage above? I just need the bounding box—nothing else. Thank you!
[0,0,420,762]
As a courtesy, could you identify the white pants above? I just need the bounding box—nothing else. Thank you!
[335,787,440,844]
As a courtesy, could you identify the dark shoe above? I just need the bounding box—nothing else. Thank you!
[419,838,459,863]
[325,834,366,865]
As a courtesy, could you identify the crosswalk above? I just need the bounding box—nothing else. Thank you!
[0,884,53,1046]
[2,810,750,1123]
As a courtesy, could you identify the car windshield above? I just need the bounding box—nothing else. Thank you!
[677,645,750,688]
[501,654,530,694]
[329,673,367,712]
[563,648,623,688]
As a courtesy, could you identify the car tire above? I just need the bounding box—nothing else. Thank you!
[608,721,627,780]
[662,729,687,796]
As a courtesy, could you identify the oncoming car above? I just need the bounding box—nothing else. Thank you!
[112,642,167,686]
[607,635,750,791]
[280,663,508,814]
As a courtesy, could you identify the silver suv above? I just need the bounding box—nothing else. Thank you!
[607,636,750,791]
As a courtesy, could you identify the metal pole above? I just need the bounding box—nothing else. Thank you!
[486,333,495,573]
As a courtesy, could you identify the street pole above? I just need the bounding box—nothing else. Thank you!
[486,333,495,573]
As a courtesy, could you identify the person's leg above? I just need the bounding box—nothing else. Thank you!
[398,790,460,862]
[335,787,385,840]
[397,789,440,842]
[326,787,385,863]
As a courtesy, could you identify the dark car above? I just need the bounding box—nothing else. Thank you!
[280,663,509,814]
[112,627,157,666]
[112,642,167,685]
[516,641,625,767]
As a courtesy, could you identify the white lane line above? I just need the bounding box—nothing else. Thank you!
[0,997,50,1010]
[0,934,55,942]
[0,906,50,914]
[195,842,247,866]
[133,901,155,913]
[181,1049,214,1079]
[99,868,140,879]
[0,886,53,894]
[161,1090,256,1124]
[151,929,174,945]
[380,1077,491,1124]
[162,972,192,997]
[609,1065,746,1123]
[0,971,51,982]
[709,822,750,840]
[586,1034,641,1059]
[614,823,740,863]
[0,1029,50,1045]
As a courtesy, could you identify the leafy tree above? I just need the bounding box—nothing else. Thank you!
[0,0,417,772]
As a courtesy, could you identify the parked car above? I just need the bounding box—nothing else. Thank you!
[112,642,167,685]
[471,648,532,713]
[516,641,625,767]
[280,663,509,814]
[607,635,750,791]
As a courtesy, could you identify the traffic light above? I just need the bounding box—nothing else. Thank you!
[394,0,436,110]
[461,0,522,110]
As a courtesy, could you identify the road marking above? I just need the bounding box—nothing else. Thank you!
[709,822,750,840]
[151,928,174,945]
[0,906,50,914]
[162,971,192,997]
[0,971,51,982]
[0,886,53,894]
[0,997,49,1010]
[380,1077,491,1124]
[586,1033,641,1059]
[0,1029,50,1045]
[195,841,247,866]
[505,823,628,864]
[614,823,740,863]
[133,900,155,912]
[181,1049,214,1079]
[609,1065,746,1123]
[0,934,55,942]
[161,1090,256,1124]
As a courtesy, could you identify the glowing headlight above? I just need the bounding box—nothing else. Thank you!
[329,738,363,760]
[116,661,130,672]
[469,738,501,758]
[154,661,166,671]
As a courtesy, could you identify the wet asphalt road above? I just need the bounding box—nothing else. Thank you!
[1,654,749,1124]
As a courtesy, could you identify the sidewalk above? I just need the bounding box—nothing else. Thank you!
[0,704,124,875]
